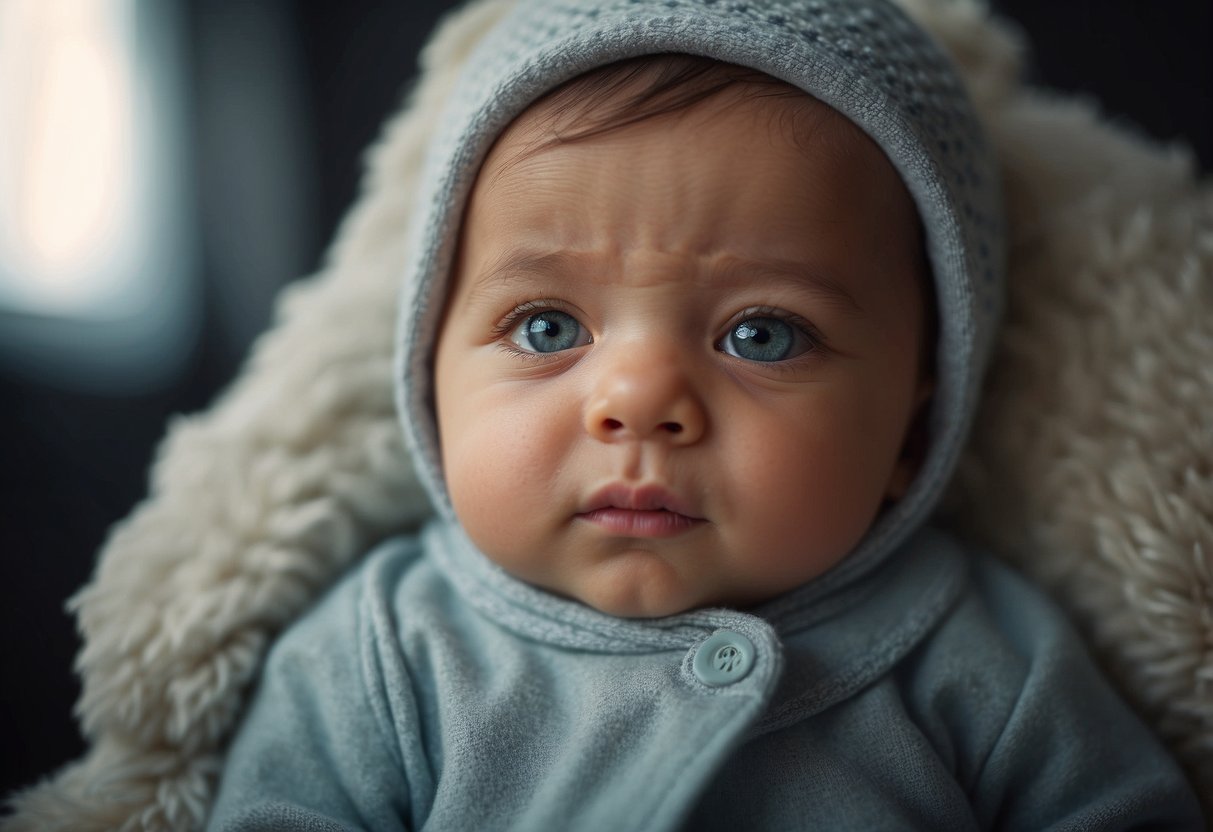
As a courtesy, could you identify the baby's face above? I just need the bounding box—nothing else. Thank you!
[434,88,929,618]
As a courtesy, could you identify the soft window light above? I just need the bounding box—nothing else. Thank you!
[0,0,197,392]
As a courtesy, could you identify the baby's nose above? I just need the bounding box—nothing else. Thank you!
[583,359,706,445]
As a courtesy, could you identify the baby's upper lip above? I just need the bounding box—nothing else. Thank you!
[579,483,701,518]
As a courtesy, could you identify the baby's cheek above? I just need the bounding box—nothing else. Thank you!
[737,422,885,568]
[444,412,561,557]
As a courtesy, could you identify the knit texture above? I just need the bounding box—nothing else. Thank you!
[398,0,1005,599]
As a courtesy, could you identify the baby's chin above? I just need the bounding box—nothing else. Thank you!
[576,589,701,620]
[545,555,746,620]
[573,590,707,620]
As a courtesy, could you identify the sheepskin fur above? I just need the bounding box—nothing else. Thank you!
[5,0,1211,829]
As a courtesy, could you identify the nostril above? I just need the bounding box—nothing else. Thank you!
[595,418,687,435]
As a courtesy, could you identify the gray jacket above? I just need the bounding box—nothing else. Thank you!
[208,522,1202,831]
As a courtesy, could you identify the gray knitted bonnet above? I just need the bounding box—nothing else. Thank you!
[396,0,1005,597]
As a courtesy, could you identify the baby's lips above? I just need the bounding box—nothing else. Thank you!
[578,505,703,537]
[580,482,701,519]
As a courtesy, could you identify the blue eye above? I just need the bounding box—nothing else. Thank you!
[721,316,802,362]
[509,310,590,353]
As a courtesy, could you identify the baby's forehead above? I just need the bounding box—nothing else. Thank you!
[458,64,927,303]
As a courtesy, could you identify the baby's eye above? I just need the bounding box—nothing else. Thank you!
[719,316,811,362]
[508,309,591,353]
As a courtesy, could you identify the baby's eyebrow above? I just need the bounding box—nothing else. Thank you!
[713,256,864,316]
[466,248,577,302]
[466,247,865,316]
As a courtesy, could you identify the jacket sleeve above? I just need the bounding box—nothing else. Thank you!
[206,559,412,832]
[967,557,1204,831]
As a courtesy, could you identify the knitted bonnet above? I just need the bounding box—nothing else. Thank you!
[396,0,1005,596]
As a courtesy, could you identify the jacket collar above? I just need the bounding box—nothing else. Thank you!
[424,520,966,690]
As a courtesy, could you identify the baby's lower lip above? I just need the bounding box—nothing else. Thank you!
[577,508,702,538]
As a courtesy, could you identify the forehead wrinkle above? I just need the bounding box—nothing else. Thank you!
[463,245,868,319]
[712,255,865,317]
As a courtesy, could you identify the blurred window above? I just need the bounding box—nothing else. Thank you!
[0,0,197,393]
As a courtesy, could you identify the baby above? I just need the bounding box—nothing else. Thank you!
[208,0,1202,829]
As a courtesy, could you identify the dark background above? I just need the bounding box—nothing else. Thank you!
[3,0,1211,800]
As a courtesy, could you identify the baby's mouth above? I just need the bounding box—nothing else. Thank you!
[576,484,704,538]
[578,507,701,537]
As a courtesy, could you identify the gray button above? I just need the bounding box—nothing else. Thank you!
[692,630,755,687]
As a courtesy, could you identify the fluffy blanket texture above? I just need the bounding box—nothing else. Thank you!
[5,0,1211,829]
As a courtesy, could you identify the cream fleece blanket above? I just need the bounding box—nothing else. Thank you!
[5,1,1211,829]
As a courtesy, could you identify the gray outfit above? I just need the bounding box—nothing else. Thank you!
[208,524,1202,830]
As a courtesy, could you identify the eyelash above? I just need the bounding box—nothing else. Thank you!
[721,306,829,361]
[491,301,829,363]
[492,300,583,360]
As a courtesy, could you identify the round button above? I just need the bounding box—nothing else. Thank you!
[692,630,756,687]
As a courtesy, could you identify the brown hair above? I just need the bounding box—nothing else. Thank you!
[508,54,856,163]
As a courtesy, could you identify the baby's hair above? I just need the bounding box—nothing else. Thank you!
[534,55,804,144]
[519,54,850,160]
